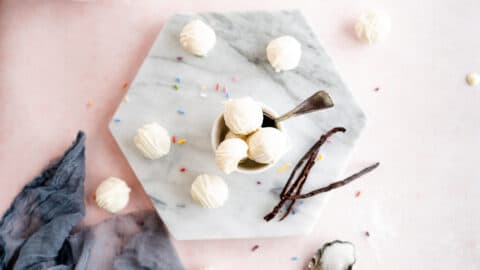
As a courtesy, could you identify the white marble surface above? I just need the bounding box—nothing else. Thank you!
[109,10,366,240]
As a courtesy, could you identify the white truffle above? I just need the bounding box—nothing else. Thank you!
[134,122,171,160]
[247,127,288,164]
[266,36,302,72]
[355,11,391,45]
[215,138,248,174]
[191,174,229,208]
[225,131,248,141]
[95,177,131,213]
[179,19,216,56]
[466,72,480,86]
[223,97,263,135]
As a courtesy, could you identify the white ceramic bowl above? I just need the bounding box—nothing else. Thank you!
[211,104,286,174]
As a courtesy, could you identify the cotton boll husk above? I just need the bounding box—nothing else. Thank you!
[95,177,131,213]
[179,19,216,56]
[191,174,229,208]
[266,36,302,72]
[223,97,263,135]
[134,122,171,160]
[247,127,288,164]
[215,138,248,174]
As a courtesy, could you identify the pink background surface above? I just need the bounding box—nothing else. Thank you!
[1,1,479,269]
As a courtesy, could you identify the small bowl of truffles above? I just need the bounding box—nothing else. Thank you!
[212,97,289,174]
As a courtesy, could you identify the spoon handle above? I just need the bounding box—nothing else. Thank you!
[275,90,334,122]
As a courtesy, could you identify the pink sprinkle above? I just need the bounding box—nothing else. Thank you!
[223,86,228,93]
[172,136,177,143]
[355,191,361,198]
[180,167,186,173]
[215,82,221,91]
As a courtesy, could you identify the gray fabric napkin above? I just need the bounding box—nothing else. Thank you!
[0,131,184,270]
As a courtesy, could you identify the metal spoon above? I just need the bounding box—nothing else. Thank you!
[275,90,334,123]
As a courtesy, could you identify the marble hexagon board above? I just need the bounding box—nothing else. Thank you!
[110,10,366,240]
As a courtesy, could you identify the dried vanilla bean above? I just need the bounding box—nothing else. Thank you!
[264,127,346,222]
[264,127,380,222]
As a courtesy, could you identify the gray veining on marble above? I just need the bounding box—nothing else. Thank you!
[109,10,366,240]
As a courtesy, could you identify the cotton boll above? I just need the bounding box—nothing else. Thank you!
[179,19,216,56]
[224,131,248,141]
[247,127,288,164]
[223,97,263,135]
[191,174,229,208]
[307,241,356,270]
[355,11,391,45]
[215,138,248,174]
[95,177,131,213]
[134,123,171,159]
[266,36,302,72]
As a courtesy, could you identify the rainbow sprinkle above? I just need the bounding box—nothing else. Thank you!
[123,95,129,103]
[316,154,323,161]
[173,84,180,90]
[86,101,93,108]
[176,56,183,61]
[215,82,221,91]
[172,136,177,143]
[180,167,186,173]
[277,163,292,173]
[122,81,128,89]
[175,77,181,83]
[177,109,185,115]
[177,139,187,145]
[113,118,121,123]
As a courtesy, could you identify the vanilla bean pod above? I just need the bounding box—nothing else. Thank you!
[284,162,380,200]
[279,151,318,221]
[264,127,346,222]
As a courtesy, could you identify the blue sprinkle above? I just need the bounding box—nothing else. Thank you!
[177,109,185,115]
[225,92,230,99]
[291,256,299,261]
[113,118,121,123]
[175,77,181,83]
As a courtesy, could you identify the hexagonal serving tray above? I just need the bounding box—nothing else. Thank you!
[110,10,366,240]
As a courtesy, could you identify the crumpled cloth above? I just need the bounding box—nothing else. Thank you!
[0,131,184,270]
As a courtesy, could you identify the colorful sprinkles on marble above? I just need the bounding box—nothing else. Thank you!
[177,138,187,145]
[277,162,292,173]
